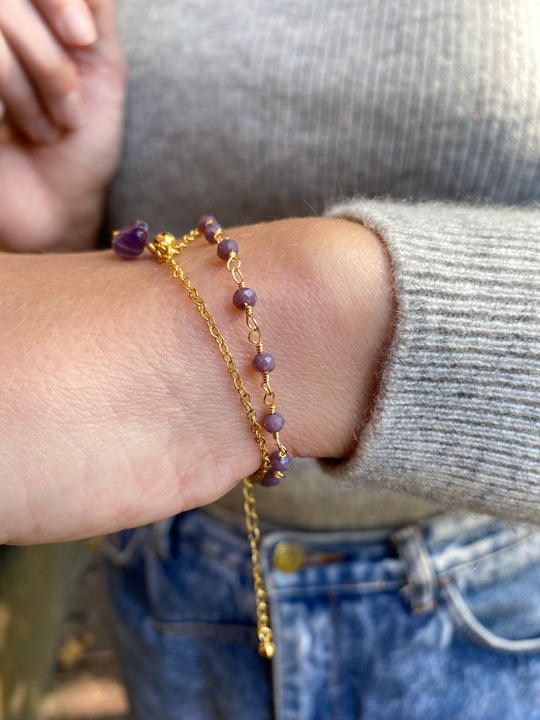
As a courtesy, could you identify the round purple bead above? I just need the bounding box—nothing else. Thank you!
[233,287,257,309]
[217,237,239,260]
[112,220,149,259]
[198,214,216,231]
[262,412,285,433]
[270,450,291,472]
[261,472,281,487]
[252,351,275,373]
[203,221,221,244]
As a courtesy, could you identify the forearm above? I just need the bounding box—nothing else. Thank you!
[1,249,185,542]
[0,218,392,543]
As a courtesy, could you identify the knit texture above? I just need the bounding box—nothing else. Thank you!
[110,0,540,229]
[109,0,540,524]
[325,200,540,522]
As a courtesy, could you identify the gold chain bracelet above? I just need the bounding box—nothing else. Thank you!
[111,218,288,659]
[149,230,272,483]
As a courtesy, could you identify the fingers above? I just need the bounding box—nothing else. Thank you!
[0,29,61,143]
[35,0,97,47]
[0,0,97,142]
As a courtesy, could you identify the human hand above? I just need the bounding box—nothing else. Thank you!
[0,0,125,251]
[0,218,394,543]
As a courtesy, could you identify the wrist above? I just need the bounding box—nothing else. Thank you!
[0,217,395,543]
[268,217,395,460]
[187,216,395,463]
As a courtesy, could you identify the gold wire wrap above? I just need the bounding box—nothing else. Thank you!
[146,229,275,659]
[222,246,288,475]
[169,221,290,478]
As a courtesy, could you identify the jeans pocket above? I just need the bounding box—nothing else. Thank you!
[143,512,257,634]
[440,574,540,654]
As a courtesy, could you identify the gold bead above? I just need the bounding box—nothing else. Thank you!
[157,231,176,247]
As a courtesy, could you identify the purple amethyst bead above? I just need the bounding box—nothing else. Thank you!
[112,220,149,259]
[252,351,275,373]
[203,221,221,244]
[262,412,285,433]
[233,287,257,309]
[198,214,216,231]
[261,472,281,487]
[217,237,239,260]
[270,450,291,472]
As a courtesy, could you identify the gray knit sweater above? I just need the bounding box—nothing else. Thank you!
[109,0,540,525]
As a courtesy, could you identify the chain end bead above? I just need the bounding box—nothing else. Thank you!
[259,641,275,659]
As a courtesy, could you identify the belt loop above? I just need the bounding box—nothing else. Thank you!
[100,525,150,567]
[390,524,438,614]
[150,517,174,560]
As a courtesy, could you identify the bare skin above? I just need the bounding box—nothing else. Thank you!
[0,217,394,544]
[0,0,125,251]
[0,2,395,544]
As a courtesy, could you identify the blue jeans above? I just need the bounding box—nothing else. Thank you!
[104,509,540,720]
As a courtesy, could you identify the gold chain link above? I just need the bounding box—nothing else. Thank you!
[243,477,275,659]
[147,231,275,659]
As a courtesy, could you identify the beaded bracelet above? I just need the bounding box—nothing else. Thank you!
[197,214,291,486]
[111,216,289,659]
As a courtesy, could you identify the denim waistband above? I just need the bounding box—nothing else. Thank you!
[245,511,539,614]
[102,507,540,613]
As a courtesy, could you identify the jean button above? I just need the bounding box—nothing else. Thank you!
[272,542,306,572]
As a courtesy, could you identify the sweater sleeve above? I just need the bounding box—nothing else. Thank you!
[323,198,540,524]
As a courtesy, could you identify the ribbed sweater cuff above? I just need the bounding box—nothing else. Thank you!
[324,199,540,524]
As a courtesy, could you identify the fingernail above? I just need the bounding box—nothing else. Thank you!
[60,90,84,130]
[31,116,61,145]
[59,6,97,46]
